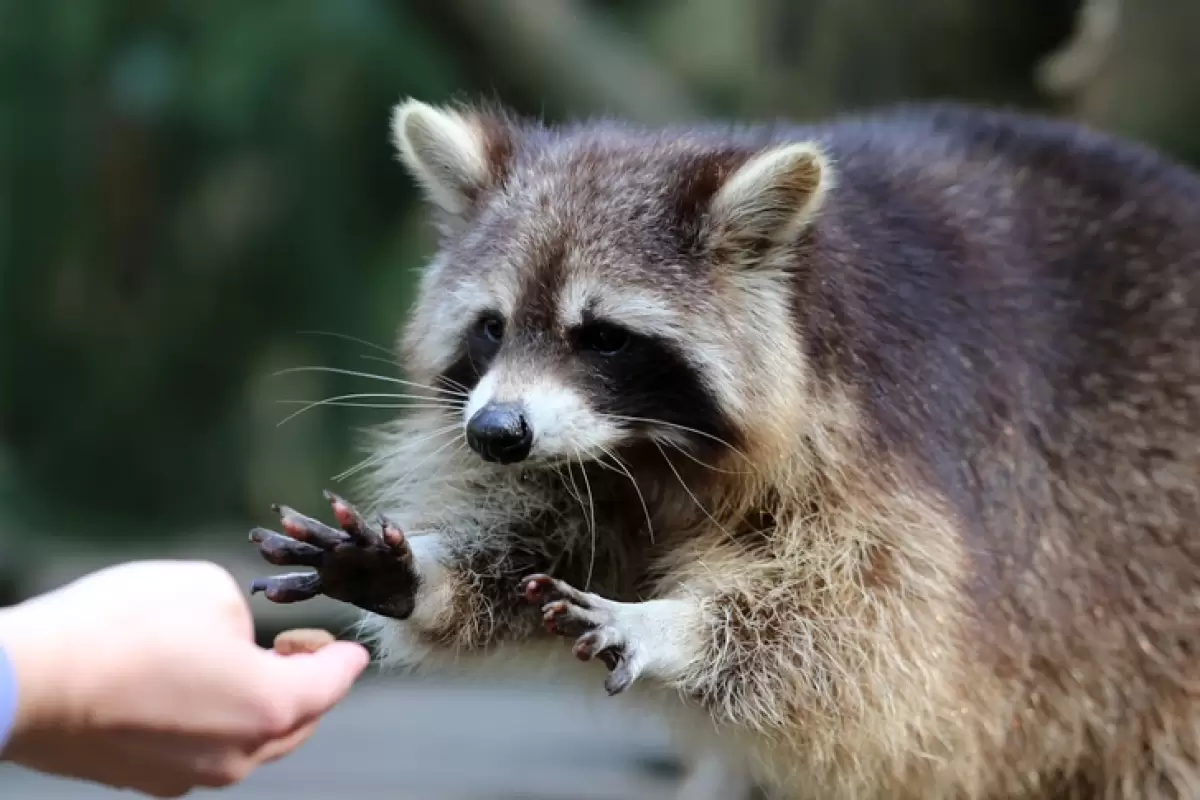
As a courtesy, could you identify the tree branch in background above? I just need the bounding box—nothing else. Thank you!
[1037,0,1120,99]
[1056,0,1200,166]
[436,0,700,123]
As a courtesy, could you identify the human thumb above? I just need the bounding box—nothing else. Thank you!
[260,641,371,724]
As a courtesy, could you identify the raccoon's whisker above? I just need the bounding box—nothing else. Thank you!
[381,427,465,500]
[358,353,405,370]
[331,422,462,483]
[332,443,390,484]
[333,453,383,484]
[336,422,460,479]
[658,438,748,476]
[551,461,589,566]
[560,460,586,522]
[295,329,399,358]
[556,460,589,565]
[548,463,569,499]
[293,401,462,421]
[597,444,656,546]
[285,391,464,405]
[357,359,471,396]
[278,401,461,424]
[652,439,733,539]
[355,353,472,400]
[434,374,471,395]
[589,454,622,475]
[275,392,463,427]
[279,391,464,407]
[278,401,461,410]
[271,366,469,398]
[603,414,752,464]
[574,449,598,591]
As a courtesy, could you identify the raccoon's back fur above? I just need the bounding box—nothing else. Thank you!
[354,102,1200,799]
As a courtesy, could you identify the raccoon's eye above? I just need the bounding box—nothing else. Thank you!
[578,322,630,356]
[474,314,505,344]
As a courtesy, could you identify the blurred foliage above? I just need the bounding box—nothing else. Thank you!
[0,0,1197,551]
[0,0,460,533]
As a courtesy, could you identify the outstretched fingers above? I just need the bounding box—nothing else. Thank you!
[249,528,323,568]
[323,490,384,547]
[274,504,349,549]
[249,572,323,603]
[379,515,413,562]
[543,599,607,637]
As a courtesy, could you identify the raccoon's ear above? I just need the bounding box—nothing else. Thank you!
[706,141,831,255]
[390,99,514,216]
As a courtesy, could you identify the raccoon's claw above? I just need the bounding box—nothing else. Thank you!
[574,630,641,696]
[519,574,644,696]
[248,491,419,620]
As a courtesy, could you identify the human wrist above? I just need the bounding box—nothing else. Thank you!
[0,606,35,761]
[0,604,80,761]
[0,635,18,757]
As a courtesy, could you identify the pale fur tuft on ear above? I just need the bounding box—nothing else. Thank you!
[391,99,497,215]
[709,142,832,249]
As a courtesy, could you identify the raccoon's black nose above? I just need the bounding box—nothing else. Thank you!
[466,402,533,464]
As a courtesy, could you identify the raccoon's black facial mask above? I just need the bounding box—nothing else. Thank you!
[434,311,504,397]
[436,301,737,465]
[572,320,630,357]
[568,320,737,458]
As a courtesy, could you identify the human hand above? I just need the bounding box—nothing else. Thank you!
[0,559,369,797]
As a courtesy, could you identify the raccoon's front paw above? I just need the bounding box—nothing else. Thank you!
[520,574,644,696]
[248,490,418,620]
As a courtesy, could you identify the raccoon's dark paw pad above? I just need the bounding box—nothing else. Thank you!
[248,491,418,620]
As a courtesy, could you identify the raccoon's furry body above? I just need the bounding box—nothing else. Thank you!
[345,101,1200,799]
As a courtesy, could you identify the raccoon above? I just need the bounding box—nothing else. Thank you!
[249,98,1200,799]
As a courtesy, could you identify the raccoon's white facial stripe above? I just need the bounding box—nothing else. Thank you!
[464,367,622,460]
[556,274,751,421]
[521,377,622,458]
[558,276,685,341]
[407,270,518,377]
[463,370,498,423]
[451,279,513,317]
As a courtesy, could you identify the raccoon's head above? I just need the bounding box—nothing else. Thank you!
[391,99,832,469]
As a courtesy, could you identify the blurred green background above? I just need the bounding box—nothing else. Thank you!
[1,0,1199,604]
[5,1,1200,796]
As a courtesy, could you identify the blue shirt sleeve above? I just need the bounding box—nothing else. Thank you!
[0,646,18,753]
